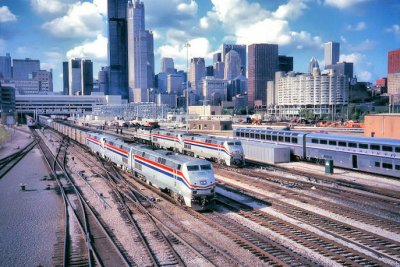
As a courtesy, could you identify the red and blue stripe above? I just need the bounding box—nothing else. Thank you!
[105,143,129,158]
[184,139,230,155]
[134,155,215,190]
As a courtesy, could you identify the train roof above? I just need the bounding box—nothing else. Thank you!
[235,127,306,136]
[307,132,400,146]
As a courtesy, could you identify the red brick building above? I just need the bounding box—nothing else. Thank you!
[388,49,400,103]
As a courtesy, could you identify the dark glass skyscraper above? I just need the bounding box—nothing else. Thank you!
[108,0,129,99]
[248,44,278,107]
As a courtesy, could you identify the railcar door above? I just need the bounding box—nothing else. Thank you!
[352,155,358,169]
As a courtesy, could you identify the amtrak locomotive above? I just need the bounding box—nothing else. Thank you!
[133,128,245,167]
[234,128,400,178]
[39,116,216,210]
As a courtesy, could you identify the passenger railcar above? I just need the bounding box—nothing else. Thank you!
[26,115,36,127]
[234,128,306,158]
[234,128,400,178]
[306,133,400,178]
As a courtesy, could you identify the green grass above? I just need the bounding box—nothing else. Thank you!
[0,126,10,143]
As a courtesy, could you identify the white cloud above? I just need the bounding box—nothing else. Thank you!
[340,52,365,64]
[66,34,108,60]
[385,24,400,37]
[347,21,366,31]
[357,70,372,81]
[324,0,370,9]
[42,2,104,38]
[157,37,211,62]
[273,0,308,20]
[30,0,70,14]
[349,39,377,52]
[177,0,198,17]
[203,0,320,49]
[0,6,17,22]
[340,36,347,43]
[93,0,107,16]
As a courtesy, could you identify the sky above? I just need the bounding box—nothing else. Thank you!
[0,0,400,92]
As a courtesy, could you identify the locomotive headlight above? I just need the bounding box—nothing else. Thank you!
[200,180,207,185]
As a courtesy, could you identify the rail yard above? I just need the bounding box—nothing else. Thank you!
[0,118,399,266]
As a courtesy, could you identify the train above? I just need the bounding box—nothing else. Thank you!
[131,128,245,167]
[39,116,216,210]
[234,128,400,178]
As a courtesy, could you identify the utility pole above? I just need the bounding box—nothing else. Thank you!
[184,41,191,132]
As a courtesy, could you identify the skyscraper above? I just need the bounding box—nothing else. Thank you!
[108,0,129,99]
[248,44,278,107]
[127,0,154,103]
[222,44,247,75]
[0,53,12,80]
[62,61,69,95]
[161,57,175,74]
[388,48,400,103]
[68,58,93,96]
[308,57,320,74]
[189,57,206,95]
[324,42,340,66]
[12,58,40,80]
[224,50,241,80]
[278,55,293,72]
[98,66,109,93]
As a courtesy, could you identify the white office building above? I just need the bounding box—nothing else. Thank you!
[199,77,228,106]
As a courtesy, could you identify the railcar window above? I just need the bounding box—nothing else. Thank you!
[375,162,380,167]
[241,132,245,137]
[235,142,241,145]
[320,140,328,145]
[261,134,266,140]
[272,136,277,141]
[278,136,284,142]
[200,165,211,170]
[285,137,290,142]
[338,141,347,147]
[267,135,272,140]
[235,132,240,137]
[329,140,337,146]
[312,139,318,144]
[177,164,181,170]
[245,133,249,137]
[292,137,298,143]
[382,163,393,169]
[395,165,400,171]
[187,165,199,171]
[255,134,260,139]
[382,146,393,152]
[395,147,400,153]
[348,142,357,148]
[250,133,255,138]
[227,142,234,145]
[359,144,368,149]
[370,145,380,150]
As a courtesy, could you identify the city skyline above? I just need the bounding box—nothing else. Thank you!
[0,0,400,92]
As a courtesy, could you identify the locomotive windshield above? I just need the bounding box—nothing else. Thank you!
[200,164,212,170]
[187,165,199,171]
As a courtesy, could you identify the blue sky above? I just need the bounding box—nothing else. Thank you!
[0,0,399,92]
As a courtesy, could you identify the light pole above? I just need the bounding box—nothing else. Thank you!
[184,41,191,132]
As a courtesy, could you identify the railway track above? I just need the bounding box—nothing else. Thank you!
[217,184,400,265]
[0,140,37,179]
[215,194,389,267]
[33,130,132,267]
[215,166,400,235]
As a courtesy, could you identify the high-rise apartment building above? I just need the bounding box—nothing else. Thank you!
[189,57,206,95]
[107,0,129,99]
[127,0,154,103]
[388,48,400,103]
[67,58,93,96]
[222,44,246,75]
[248,43,278,107]
[278,55,293,73]
[324,42,340,66]
[0,53,12,80]
[161,57,175,74]
[275,69,349,116]
[34,70,53,93]
[224,50,241,80]
[12,58,40,80]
